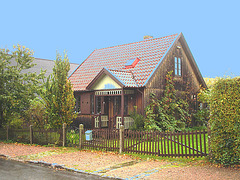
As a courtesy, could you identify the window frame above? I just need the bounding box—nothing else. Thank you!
[90,94,94,114]
[174,56,182,77]
[96,96,101,114]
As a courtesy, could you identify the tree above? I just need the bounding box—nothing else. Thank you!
[24,98,47,131]
[145,71,190,131]
[41,52,76,130]
[0,45,45,127]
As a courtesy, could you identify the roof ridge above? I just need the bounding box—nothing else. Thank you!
[129,69,139,87]
[95,33,179,52]
[109,69,132,74]
[32,57,79,65]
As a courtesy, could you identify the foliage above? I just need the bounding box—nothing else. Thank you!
[191,77,218,127]
[129,106,145,130]
[0,45,45,127]
[192,108,209,126]
[199,77,219,104]
[203,77,219,89]
[24,98,47,130]
[41,52,77,129]
[8,114,25,128]
[209,77,240,166]
[145,71,190,132]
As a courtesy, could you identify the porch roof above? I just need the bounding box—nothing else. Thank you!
[109,69,138,87]
[86,67,138,90]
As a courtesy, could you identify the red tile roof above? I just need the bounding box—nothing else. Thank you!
[69,33,179,91]
[109,69,138,87]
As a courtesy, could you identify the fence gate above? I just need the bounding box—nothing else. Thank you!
[83,129,120,152]
[123,130,208,157]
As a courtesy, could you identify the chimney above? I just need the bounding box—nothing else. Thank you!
[143,35,153,40]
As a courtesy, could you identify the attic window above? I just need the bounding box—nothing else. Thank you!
[175,57,182,77]
[124,58,139,69]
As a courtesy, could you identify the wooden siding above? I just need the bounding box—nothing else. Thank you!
[127,94,135,114]
[144,40,202,109]
[74,91,93,115]
[135,89,144,114]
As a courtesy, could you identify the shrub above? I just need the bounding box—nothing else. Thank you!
[129,106,145,130]
[192,108,209,126]
[209,77,240,166]
[144,71,190,132]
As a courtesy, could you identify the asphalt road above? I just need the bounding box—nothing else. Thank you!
[0,158,113,180]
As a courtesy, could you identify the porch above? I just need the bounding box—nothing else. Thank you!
[92,89,143,129]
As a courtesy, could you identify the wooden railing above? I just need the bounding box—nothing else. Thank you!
[116,116,134,129]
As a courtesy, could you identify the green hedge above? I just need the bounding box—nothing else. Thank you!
[209,77,240,166]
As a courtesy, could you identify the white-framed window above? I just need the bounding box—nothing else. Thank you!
[175,57,182,77]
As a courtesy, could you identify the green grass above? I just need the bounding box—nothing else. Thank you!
[66,131,79,146]
[123,133,208,156]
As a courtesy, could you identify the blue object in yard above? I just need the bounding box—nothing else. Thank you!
[85,130,92,141]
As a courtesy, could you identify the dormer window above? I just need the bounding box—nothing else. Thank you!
[124,58,139,69]
[174,57,182,77]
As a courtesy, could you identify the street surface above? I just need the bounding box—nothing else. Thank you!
[0,158,113,180]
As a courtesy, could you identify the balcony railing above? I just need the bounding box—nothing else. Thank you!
[94,114,134,129]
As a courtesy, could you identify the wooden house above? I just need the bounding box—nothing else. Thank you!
[69,33,206,129]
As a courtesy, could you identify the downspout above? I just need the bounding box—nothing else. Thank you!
[136,88,144,115]
[121,87,124,126]
[131,71,144,115]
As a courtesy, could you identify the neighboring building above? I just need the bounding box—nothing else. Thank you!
[10,57,79,78]
[69,33,207,129]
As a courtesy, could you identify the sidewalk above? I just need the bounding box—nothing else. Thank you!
[0,142,239,179]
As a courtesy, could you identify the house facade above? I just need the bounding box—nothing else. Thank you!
[69,33,206,129]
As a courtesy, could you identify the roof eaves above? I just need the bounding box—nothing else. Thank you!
[179,34,207,89]
[68,65,79,79]
[68,50,96,79]
[86,67,125,90]
[143,33,180,87]
[107,68,126,87]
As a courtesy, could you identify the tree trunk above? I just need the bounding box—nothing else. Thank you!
[58,129,63,146]
[0,109,4,128]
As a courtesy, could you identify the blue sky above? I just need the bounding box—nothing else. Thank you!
[1,0,239,78]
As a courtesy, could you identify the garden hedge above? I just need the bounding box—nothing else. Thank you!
[209,77,240,166]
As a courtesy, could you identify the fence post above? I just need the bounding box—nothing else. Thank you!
[6,125,9,141]
[63,123,66,147]
[207,122,211,156]
[79,124,84,149]
[30,125,33,144]
[119,125,124,154]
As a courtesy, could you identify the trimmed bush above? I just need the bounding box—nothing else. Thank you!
[209,77,240,166]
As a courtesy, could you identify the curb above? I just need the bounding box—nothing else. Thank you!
[0,154,122,179]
